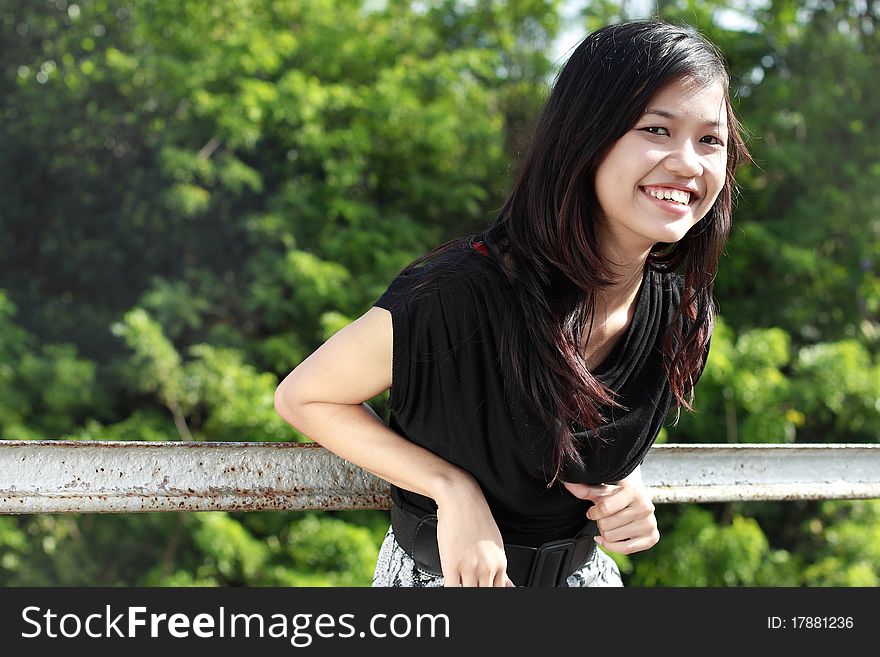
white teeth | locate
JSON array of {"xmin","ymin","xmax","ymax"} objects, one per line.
[{"xmin": 648, "ymin": 188, "xmax": 690, "ymax": 205}]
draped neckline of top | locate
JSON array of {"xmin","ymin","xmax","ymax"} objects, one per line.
[
  {"xmin": 469, "ymin": 239, "xmax": 658, "ymax": 392},
  {"xmin": 588, "ymin": 264, "xmax": 656, "ymax": 391}
]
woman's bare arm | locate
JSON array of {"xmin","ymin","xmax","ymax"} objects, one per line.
[{"xmin": 273, "ymin": 306, "xmax": 513, "ymax": 586}]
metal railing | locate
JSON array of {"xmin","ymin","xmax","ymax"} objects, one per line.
[{"xmin": 1, "ymin": 441, "xmax": 878, "ymax": 514}]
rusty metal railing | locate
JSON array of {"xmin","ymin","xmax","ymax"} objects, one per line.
[{"xmin": 0, "ymin": 441, "xmax": 878, "ymax": 514}]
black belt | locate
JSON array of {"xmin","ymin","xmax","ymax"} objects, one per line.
[{"xmin": 390, "ymin": 501, "xmax": 599, "ymax": 587}]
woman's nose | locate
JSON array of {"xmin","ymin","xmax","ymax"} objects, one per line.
[{"xmin": 664, "ymin": 139, "xmax": 703, "ymax": 178}]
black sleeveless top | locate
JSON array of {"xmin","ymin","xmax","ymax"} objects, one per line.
[{"xmin": 373, "ymin": 241, "xmax": 708, "ymax": 546}]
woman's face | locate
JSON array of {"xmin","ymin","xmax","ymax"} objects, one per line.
[{"xmin": 593, "ymin": 77, "xmax": 729, "ymax": 259}]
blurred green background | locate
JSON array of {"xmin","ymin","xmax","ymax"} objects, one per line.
[{"xmin": 1, "ymin": 0, "xmax": 878, "ymax": 586}]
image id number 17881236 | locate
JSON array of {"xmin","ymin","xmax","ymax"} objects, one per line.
[{"xmin": 768, "ymin": 616, "xmax": 854, "ymax": 630}]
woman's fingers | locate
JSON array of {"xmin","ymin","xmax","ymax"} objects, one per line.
[
  {"xmin": 443, "ymin": 560, "xmax": 510, "ymax": 587},
  {"xmin": 494, "ymin": 570, "xmax": 515, "ymax": 587},
  {"xmin": 480, "ymin": 567, "xmax": 501, "ymax": 587},
  {"xmin": 596, "ymin": 529, "xmax": 660, "ymax": 555},
  {"xmin": 593, "ymin": 512, "xmax": 660, "ymax": 554},
  {"xmin": 594, "ymin": 495, "xmax": 654, "ymax": 518},
  {"xmin": 447, "ymin": 570, "xmax": 509, "ymax": 587},
  {"xmin": 442, "ymin": 570, "xmax": 461, "ymax": 587},
  {"xmin": 460, "ymin": 572, "xmax": 479, "ymax": 588},
  {"xmin": 590, "ymin": 500, "xmax": 654, "ymax": 531},
  {"xmin": 600, "ymin": 514, "xmax": 658, "ymax": 542}
]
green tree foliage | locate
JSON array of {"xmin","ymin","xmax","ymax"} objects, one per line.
[
  {"xmin": 0, "ymin": 292, "xmax": 108, "ymax": 438},
  {"xmin": 720, "ymin": 0, "xmax": 880, "ymax": 343},
  {"xmin": 0, "ymin": 0, "xmax": 877, "ymax": 586},
  {"xmin": 0, "ymin": 510, "xmax": 381, "ymax": 586},
  {"xmin": 627, "ymin": 506, "xmax": 802, "ymax": 587},
  {"xmin": 801, "ymin": 500, "xmax": 880, "ymax": 586}
]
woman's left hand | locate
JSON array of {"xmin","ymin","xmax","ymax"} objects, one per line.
[{"xmin": 562, "ymin": 465, "xmax": 659, "ymax": 555}]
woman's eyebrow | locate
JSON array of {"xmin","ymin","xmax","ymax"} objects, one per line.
[{"xmin": 643, "ymin": 107, "xmax": 727, "ymax": 129}]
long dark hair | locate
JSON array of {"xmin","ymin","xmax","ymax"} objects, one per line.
[{"xmin": 394, "ymin": 20, "xmax": 750, "ymax": 484}]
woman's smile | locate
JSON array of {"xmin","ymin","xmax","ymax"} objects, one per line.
[{"xmin": 639, "ymin": 185, "xmax": 697, "ymax": 215}]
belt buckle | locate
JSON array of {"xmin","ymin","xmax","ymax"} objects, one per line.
[
  {"xmin": 524, "ymin": 524, "xmax": 598, "ymax": 587},
  {"xmin": 525, "ymin": 537, "xmax": 578, "ymax": 587}
]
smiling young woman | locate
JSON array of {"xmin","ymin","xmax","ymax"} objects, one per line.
[{"xmin": 274, "ymin": 20, "xmax": 751, "ymax": 588}]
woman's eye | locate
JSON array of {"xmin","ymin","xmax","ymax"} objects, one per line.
[
  {"xmin": 701, "ymin": 135, "xmax": 724, "ymax": 146},
  {"xmin": 640, "ymin": 126, "xmax": 669, "ymax": 136}
]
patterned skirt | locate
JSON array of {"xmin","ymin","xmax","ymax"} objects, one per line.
[{"xmin": 371, "ymin": 524, "xmax": 623, "ymax": 588}]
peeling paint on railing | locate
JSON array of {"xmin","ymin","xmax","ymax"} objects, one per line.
[{"xmin": 0, "ymin": 441, "xmax": 878, "ymax": 514}]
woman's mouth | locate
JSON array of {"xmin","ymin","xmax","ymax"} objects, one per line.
[{"xmin": 641, "ymin": 186, "xmax": 695, "ymax": 214}]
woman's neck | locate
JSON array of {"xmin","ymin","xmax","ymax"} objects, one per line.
[
  {"xmin": 579, "ymin": 250, "xmax": 648, "ymax": 368},
  {"xmin": 595, "ymin": 230, "xmax": 651, "ymax": 309}
]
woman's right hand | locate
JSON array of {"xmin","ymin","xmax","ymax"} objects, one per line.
[{"xmin": 434, "ymin": 478, "xmax": 515, "ymax": 587}]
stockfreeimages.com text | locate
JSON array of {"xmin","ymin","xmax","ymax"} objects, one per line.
[{"xmin": 21, "ymin": 605, "xmax": 450, "ymax": 646}]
